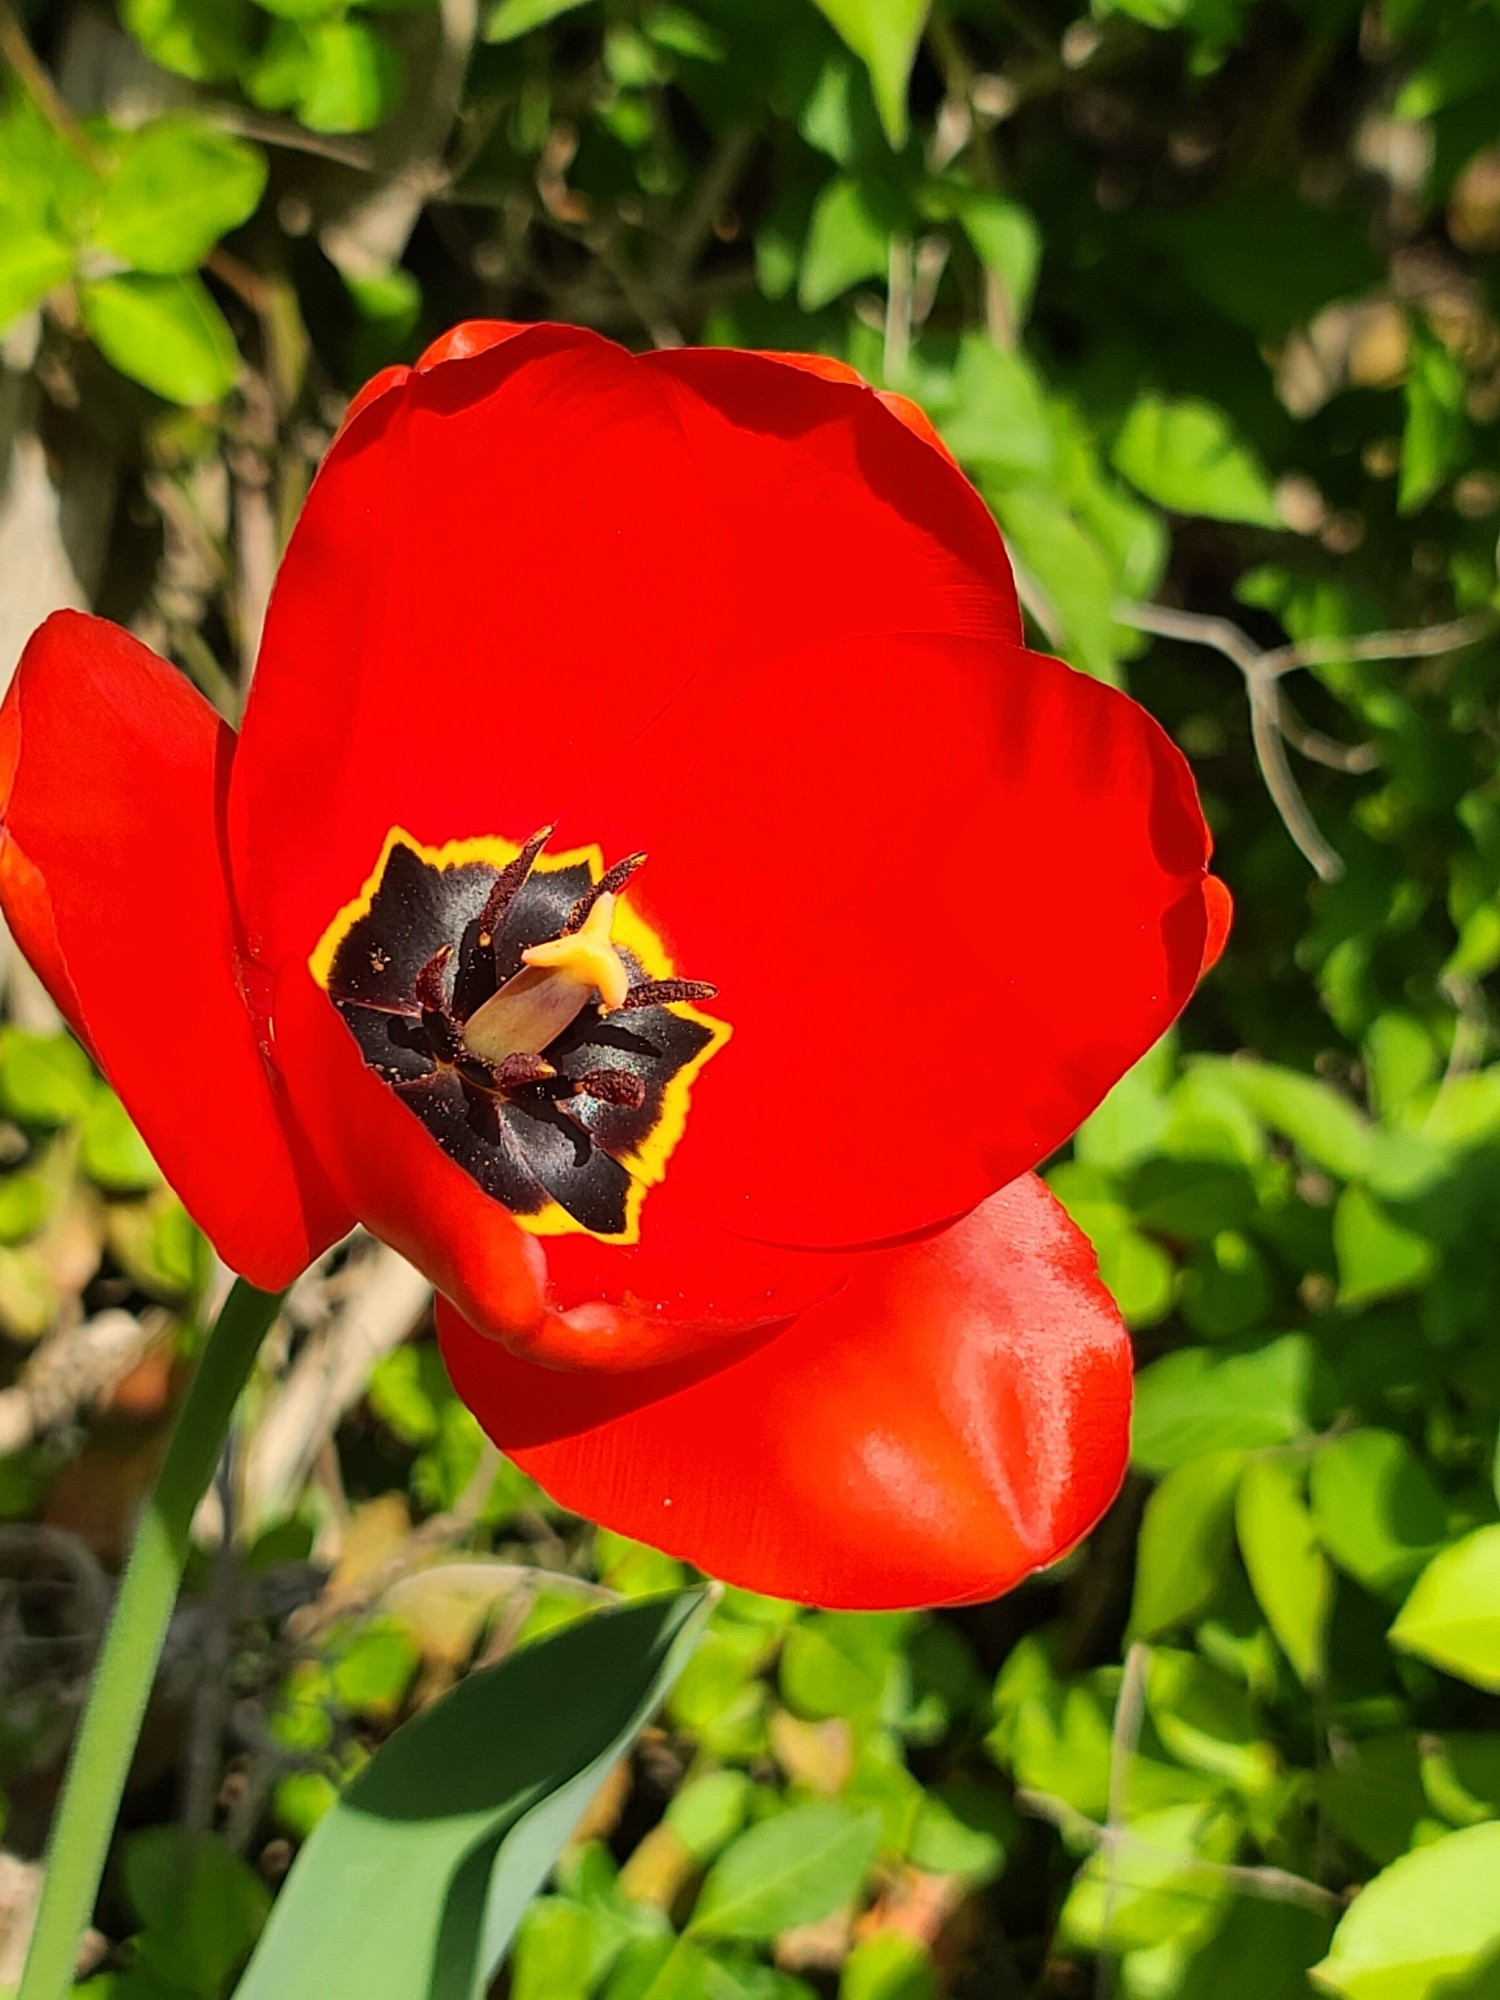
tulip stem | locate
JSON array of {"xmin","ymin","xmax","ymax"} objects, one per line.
[{"xmin": 18, "ymin": 1277, "xmax": 288, "ymax": 2000}]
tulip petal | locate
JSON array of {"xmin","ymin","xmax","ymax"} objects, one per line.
[
  {"xmin": 230, "ymin": 327, "xmax": 1024, "ymax": 979},
  {"xmin": 586, "ymin": 628, "xmax": 1213, "ymax": 1249},
  {"xmin": 272, "ymin": 959, "xmax": 845, "ymax": 1364},
  {"xmin": 438, "ymin": 1172, "xmax": 1132, "ymax": 1610},
  {"xmin": 0, "ymin": 613, "xmax": 349, "ymax": 1286}
]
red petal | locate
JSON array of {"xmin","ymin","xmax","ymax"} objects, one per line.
[
  {"xmin": 230, "ymin": 327, "xmax": 1022, "ymax": 979},
  {"xmin": 270, "ymin": 959, "xmax": 840, "ymax": 1364},
  {"xmin": 438, "ymin": 1172, "xmax": 1132, "ymax": 1610},
  {"xmin": 743, "ymin": 349, "xmax": 959, "ymax": 465},
  {"xmin": 1200, "ymin": 875, "xmax": 1233, "ymax": 975},
  {"xmin": 230, "ymin": 324, "xmax": 723, "ymax": 974},
  {"xmin": 0, "ymin": 613, "xmax": 349, "ymax": 1286},
  {"xmin": 272, "ymin": 958, "xmax": 547, "ymax": 1338},
  {"xmin": 581, "ymin": 629, "xmax": 1212, "ymax": 1249},
  {"xmin": 638, "ymin": 344, "xmax": 1017, "ymax": 637}
]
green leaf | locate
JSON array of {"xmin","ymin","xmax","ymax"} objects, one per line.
[
  {"xmin": 1176, "ymin": 1901, "xmax": 1334, "ymax": 2000},
  {"xmin": 950, "ymin": 193, "xmax": 1040, "ymax": 325},
  {"xmin": 0, "ymin": 1174, "xmax": 50, "ymax": 1246},
  {"xmin": 1390, "ymin": 1526, "xmax": 1500, "ymax": 1692},
  {"xmin": 1237, "ymin": 1456, "xmax": 1332, "ymax": 1687},
  {"xmin": 1207, "ymin": 1061, "xmax": 1372, "ymax": 1178},
  {"xmin": 780, "ymin": 1613, "xmax": 906, "ymax": 1726},
  {"xmin": 1333, "ymin": 1185, "xmax": 1436, "ymax": 1309},
  {"xmin": 1146, "ymin": 1649, "xmax": 1279, "ymax": 1793},
  {"xmin": 1399, "ymin": 329, "xmax": 1467, "ymax": 516},
  {"xmin": 936, "ymin": 334, "xmax": 1054, "ymax": 478},
  {"xmin": 0, "ymin": 213, "xmax": 72, "ymax": 329},
  {"xmin": 989, "ymin": 480, "xmax": 1122, "ymax": 683},
  {"xmin": 0, "ymin": 1030, "xmax": 94, "ymax": 1127},
  {"xmin": 1312, "ymin": 1822, "xmax": 1500, "ymax": 1999},
  {"xmin": 79, "ymin": 273, "xmax": 240, "ymax": 405},
  {"xmin": 485, "ymin": 0, "xmax": 596, "ymax": 40},
  {"xmin": 1128, "ymin": 1449, "xmax": 1246, "ymax": 1638},
  {"xmin": 232, "ymin": 1590, "xmax": 711, "ymax": 2000},
  {"xmin": 1058, "ymin": 1801, "xmax": 1240, "ymax": 1955},
  {"xmin": 249, "ymin": 20, "xmax": 403, "ymax": 135},
  {"xmin": 1309, "ymin": 1430, "xmax": 1447, "ymax": 1594},
  {"xmin": 806, "ymin": 0, "xmax": 931, "ymax": 147},
  {"xmin": 122, "ymin": 0, "xmax": 255, "ymax": 82},
  {"xmin": 95, "ymin": 122, "xmax": 266, "ymax": 275},
  {"xmin": 124, "ymin": 1828, "xmax": 270, "ymax": 1993},
  {"xmin": 839, "ymin": 1933, "xmax": 936, "ymax": 2000},
  {"xmin": 798, "ymin": 176, "xmax": 892, "ymax": 311},
  {"xmin": 1111, "ymin": 393, "xmax": 1280, "ymax": 526},
  {"xmin": 80, "ymin": 1093, "xmax": 162, "ymax": 1193},
  {"xmin": 689, "ymin": 1803, "xmax": 882, "ymax": 1942},
  {"xmin": 1317, "ymin": 1734, "xmax": 1431, "ymax": 1868},
  {"xmin": 1131, "ymin": 1335, "xmax": 1315, "ymax": 1474}
]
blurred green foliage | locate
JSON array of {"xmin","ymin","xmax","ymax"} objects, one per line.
[{"xmin": 6, "ymin": 0, "xmax": 1500, "ymax": 1990}]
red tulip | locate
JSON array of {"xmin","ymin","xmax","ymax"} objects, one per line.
[{"xmin": 0, "ymin": 322, "xmax": 1228, "ymax": 1608}]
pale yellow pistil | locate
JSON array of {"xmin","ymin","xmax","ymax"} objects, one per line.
[{"xmin": 459, "ymin": 892, "xmax": 631, "ymax": 1071}]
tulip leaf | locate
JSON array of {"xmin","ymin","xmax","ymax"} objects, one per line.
[{"xmin": 231, "ymin": 1589, "xmax": 712, "ymax": 2000}]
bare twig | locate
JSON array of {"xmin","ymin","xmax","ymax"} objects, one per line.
[
  {"xmin": 1115, "ymin": 600, "xmax": 1495, "ymax": 883},
  {"xmin": 653, "ymin": 124, "xmax": 756, "ymax": 304},
  {"xmin": 241, "ymin": 1246, "xmax": 432, "ymax": 1530},
  {"xmin": 205, "ymin": 106, "xmax": 377, "ymax": 172},
  {"xmin": 1015, "ymin": 1788, "xmax": 1343, "ymax": 1917},
  {"xmin": 0, "ymin": 3, "xmax": 106, "ymax": 172},
  {"xmin": 884, "ymin": 237, "xmax": 914, "ymax": 384},
  {"xmin": 0, "ymin": 1309, "xmax": 164, "ymax": 1457},
  {"xmin": 1096, "ymin": 1642, "xmax": 1148, "ymax": 2000}
]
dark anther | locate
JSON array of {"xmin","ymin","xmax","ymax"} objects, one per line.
[
  {"xmin": 494, "ymin": 1051, "xmax": 556, "ymax": 1094},
  {"xmin": 477, "ymin": 824, "xmax": 554, "ymax": 949},
  {"xmin": 620, "ymin": 978, "xmax": 720, "ymax": 1011},
  {"xmin": 563, "ymin": 851, "xmax": 647, "ymax": 934},
  {"xmin": 415, "ymin": 945, "xmax": 453, "ymax": 1015},
  {"xmin": 576, "ymin": 1068, "xmax": 647, "ymax": 1110}
]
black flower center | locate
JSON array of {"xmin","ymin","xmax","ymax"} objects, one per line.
[{"xmin": 312, "ymin": 829, "xmax": 728, "ymax": 1243}]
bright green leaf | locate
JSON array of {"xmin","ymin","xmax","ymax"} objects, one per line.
[
  {"xmin": 0, "ymin": 1030, "xmax": 94, "ymax": 1127},
  {"xmin": 1131, "ymin": 1335, "xmax": 1315, "ymax": 1474},
  {"xmin": 1129, "ymin": 1449, "xmax": 1246, "ymax": 1638},
  {"xmin": 1312, "ymin": 1822, "xmax": 1500, "ymax": 1999},
  {"xmin": 1111, "ymin": 393, "xmax": 1280, "ymax": 526},
  {"xmin": 806, "ymin": 0, "xmax": 931, "ymax": 147},
  {"xmin": 1310, "ymin": 1430, "xmax": 1448, "ymax": 1594},
  {"xmin": 79, "ymin": 273, "xmax": 240, "ymax": 405},
  {"xmin": 80, "ymin": 1093, "xmax": 161, "ymax": 1193},
  {"xmin": 1333, "ymin": 1185, "xmax": 1436, "ymax": 1309},
  {"xmin": 1391, "ymin": 1527, "xmax": 1500, "ymax": 1692},
  {"xmin": 798, "ymin": 176, "xmax": 893, "ymax": 311},
  {"xmin": 249, "ymin": 19, "xmax": 404, "ymax": 134},
  {"xmin": 122, "ymin": 0, "xmax": 255, "ymax": 82},
  {"xmin": 95, "ymin": 121, "xmax": 266, "ymax": 275},
  {"xmin": 1237, "ymin": 1455, "xmax": 1332, "ymax": 1687},
  {"xmin": 689, "ymin": 1803, "xmax": 882, "ymax": 1942},
  {"xmin": 485, "ymin": 0, "xmax": 596, "ymax": 40},
  {"xmin": 0, "ymin": 213, "xmax": 72, "ymax": 329}
]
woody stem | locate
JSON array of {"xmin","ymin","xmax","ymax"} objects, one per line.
[{"xmin": 18, "ymin": 1278, "xmax": 288, "ymax": 2000}]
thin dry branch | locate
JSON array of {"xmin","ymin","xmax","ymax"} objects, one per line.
[
  {"xmin": 1015, "ymin": 1788, "xmax": 1344, "ymax": 1917},
  {"xmin": 1114, "ymin": 600, "xmax": 1496, "ymax": 884},
  {"xmin": 241, "ymin": 1245, "xmax": 432, "ymax": 1529}
]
